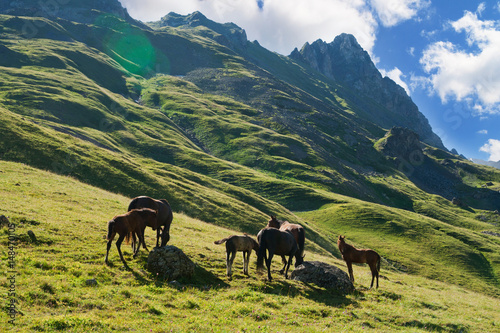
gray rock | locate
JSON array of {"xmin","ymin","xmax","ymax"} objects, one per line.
[
  {"xmin": 0, "ymin": 215, "xmax": 9, "ymax": 226},
  {"xmin": 291, "ymin": 261, "xmax": 354, "ymax": 294},
  {"xmin": 147, "ymin": 246, "xmax": 195, "ymax": 281},
  {"xmin": 85, "ymin": 278, "xmax": 98, "ymax": 286}
]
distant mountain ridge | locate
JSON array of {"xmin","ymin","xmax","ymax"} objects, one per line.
[{"xmin": 472, "ymin": 158, "xmax": 500, "ymax": 170}]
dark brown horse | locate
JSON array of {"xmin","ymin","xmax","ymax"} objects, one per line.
[
  {"xmin": 128, "ymin": 196, "xmax": 173, "ymax": 247},
  {"xmin": 105, "ymin": 208, "xmax": 157, "ymax": 267},
  {"xmin": 267, "ymin": 215, "xmax": 305, "ymax": 268},
  {"xmin": 256, "ymin": 227, "xmax": 303, "ymax": 281},
  {"xmin": 337, "ymin": 235, "xmax": 381, "ymax": 289},
  {"xmin": 214, "ymin": 234, "xmax": 259, "ymax": 278}
]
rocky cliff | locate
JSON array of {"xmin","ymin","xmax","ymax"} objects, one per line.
[{"xmin": 290, "ymin": 34, "xmax": 444, "ymax": 149}]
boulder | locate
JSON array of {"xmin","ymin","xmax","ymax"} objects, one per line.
[
  {"xmin": 0, "ymin": 215, "xmax": 9, "ymax": 226},
  {"xmin": 291, "ymin": 261, "xmax": 354, "ymax": 294},
  {"xmin": 147, "ymin": 246, "xmax": 195, "ymax": 281}
]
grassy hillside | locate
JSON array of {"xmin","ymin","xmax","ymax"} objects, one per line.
[
  {"xmin": 1, "ymin": 7, "xmax": 500, "ymax": 316},
  {"xmin": 1, "ymin": 160, "xmax": 499, "ymax": 332}
]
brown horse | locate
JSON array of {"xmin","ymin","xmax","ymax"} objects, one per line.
[
  {"xmin": 214, "ymin": 234, "xmax": 259, "ymax": 278},
  {"xmin": 256, "ymin": 227, "xmax": 303, "ymax": 281},
  {"xmin": 267, "ymin": 215, "xmax": 305, "ymax": 269},
  {"xmin": 105, "ymin": 208, "xmax": 157, "ymax": 267},
  {"xmin": 337, "ymin": 235, "xmax": 381, "ymax": 289},
  {"xmin": 128, "ymin": 196, "xmax": 173, "ymax": 247}
]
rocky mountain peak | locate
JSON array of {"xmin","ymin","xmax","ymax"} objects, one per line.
[
  {"xmin": 154, "ymin": 11, "xmax": 248, "ymax": 49},
  {"xmin": 290, "ymin": 34, "xmax": 444, "ymax": 150}
]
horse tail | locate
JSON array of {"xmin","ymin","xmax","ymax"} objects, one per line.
[
  {"xmin": 125, "ymin": 231, "xmax": 132, "ymax": 245},
  {"xmin": 214, "ymin": 237, "xmax": 229, "ymax": 245},
  {"xmin": 297, "ymin": 228, "xmax": 305, "ymax": 258},
  {"xmin": 106, "ymin": 220, "xmax": 115, "ymax": 241},
  {"xmin": 256, "ymin": 236, "xmax": 267, "ymax": 270},
  {"xmin": 377, "ymin": 254, "xmax": 381, "ymax": 273}
]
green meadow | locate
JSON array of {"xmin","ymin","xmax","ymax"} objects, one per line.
[{"xmin": 1, "ymin": 160, "xmax": 499, "ymax": 332}]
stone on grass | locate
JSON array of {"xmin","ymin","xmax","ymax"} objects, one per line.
[
  {"xmin": 291, "ymin": 261, "xmax": 354, "ymax": 294},
  {"xmin": 147, "ymin": 245, "xmax": 195, "ymax": 281}
]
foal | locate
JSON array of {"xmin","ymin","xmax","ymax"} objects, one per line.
[
  {"xmin": 214, "ymin": 234, "xmax": 259, "ymax": 278},
  {"xmin": 337, "ymin": 235, "xmax": 381, "ymax": 288},
  {"xmin": 105, "ymin": 208, "xmax": 157, "ymax": 267}
]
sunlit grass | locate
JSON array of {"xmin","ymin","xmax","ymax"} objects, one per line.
[{"xmin": 0, "ymin": 160, "xmax": 499, "ymax": 332}]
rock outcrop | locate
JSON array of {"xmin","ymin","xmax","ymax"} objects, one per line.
[
  {"xmin": 147, "ymin": 246, "xmax": 195, "ymax": 281},
  {"xmin": 378, "ymin": 127, "xmax": 423, "ymax": 161},
  {"xmin": 291, "ymin": 261, "xmax": 354, "ymax": 294}
]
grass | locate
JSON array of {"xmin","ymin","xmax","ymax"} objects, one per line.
[{"xmin": 1, "ymin": 160, "xmax": 499, "ymax": 332}]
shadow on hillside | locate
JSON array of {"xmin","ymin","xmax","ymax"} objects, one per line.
[{"xmin": 262, "ymin": 280, "xmax": 358, "ymax": 308}]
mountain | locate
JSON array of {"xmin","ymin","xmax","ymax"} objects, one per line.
[
  {"xmin": 472, "ymin": 158, "xmax": 500, "ymax": 170},
  {"xmin": 289, "ymin": 35, "xmax": 443, "ymax": 149},
  {"xmin": 0, "ymin": 0, "xmax": 148, "ymax": 28},
  {"xmin": 1, "ymin": 1, "xmax": 500, "ymax": 298}
]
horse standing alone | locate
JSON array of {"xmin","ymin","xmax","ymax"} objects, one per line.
[
  {"xmin": 214, "ymin": 234, "xmax": 259, "ymax": 278},
  {"xmin": 257, "ymin": 227, "xmax": 303, "ymax": 281},
  {"xmin": 128, "ymin": 196, "xmax": 173, "ymax": 247},
  {"xmin": 105, "ymin": 208, "xmax": 157, "ymax": 267},
  {"xmin": 337, "ymin": 235, "xmax": 381, "ymax": 289}
]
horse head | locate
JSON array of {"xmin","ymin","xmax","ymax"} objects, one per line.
[
  {"xmin": 337, "ymin": 235, "xmax": 346, "ymax": 253},
  {"xmin": 267, "ymin": 215, "xmax": 281, "ymax": 229}
]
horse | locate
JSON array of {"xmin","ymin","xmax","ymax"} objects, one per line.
[
  {"xmin": 214, "ymin": 234, "xmax": 259, "ymax": 278},
  {"xmin": 128, "ymin": 196, "xmax": 173, "ymax": 248},
  {"xmin": 266, "ymin": 215, "xmax": 305, "ymax": 269},
  {"xmin": 105, "ymin": 208, "xmax": 157, "ymax": 267},
  {"xmin": 337, "ymin": 235, "xmax": 381, "ymax": 289},
  {"xmin": 256, "ymin": 227, "xmax": 303, "ymax": 281}
]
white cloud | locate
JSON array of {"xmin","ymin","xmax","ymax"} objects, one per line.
[
  {"xmin": 478, "ymin": 129, "xmax": 488, "ymax": 134},
  {"xmin": 119, "ymin": 0, "xmax": 378, "ymax": 55},
  {"xmin": 119, "ymin": 0, "xmax": 430, "ymax": 56},
  {"xmin": 369, "ymin": 0, "xmax": 430, "ymax": 27},
  {"xmin": 420, "ymin": 8, "xmax": 500, "ymax": 115},
  {"xmin": 381, "ymin": 67, "xmax": 410, "ymax": 94},
  {"xmin": 480, "ymin": 138, "xmax": 500, "ymax": 161}
]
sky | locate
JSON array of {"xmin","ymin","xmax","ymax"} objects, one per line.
[{"xmin": 118, "ymin": 0, "xmax": 500, "ymax": 162}]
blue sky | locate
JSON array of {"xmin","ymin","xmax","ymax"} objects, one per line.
[{"xmin": 119, "ymin": 0, "xmax": 500, "ymax": 162}]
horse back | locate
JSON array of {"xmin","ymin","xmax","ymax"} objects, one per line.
[
  {"xmin": 344, "ymin": 246, "xmax": 378, "ymax": 264},
  {"xmin": 128, "ymin": 196, "xmax": 158, "ymax": 212}
]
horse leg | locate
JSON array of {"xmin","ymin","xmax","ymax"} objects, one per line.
[
  {"xmin": 369, "ymin": 263, "xmax": 379, "ymax": 289},
  {"xmin": 280, "ymin": 256, "xmax": 288, "ymax": 275},
  {"xmin": 133, "ymin": 229, "xmax": 148, "ymax": 258},
  {"xmin": 346, "ymin": 261, "xmax": 354, "ymax": 283},
  {"xmin": 116, "ymin": 234, "xmax": 128, "ymax": 267},
  {"xmin": 279, "ymin": 255, "xmax": 287, "ymax": 274},
  {"xmin": 266, "ymin": 251, "xmax": 274, "ymax": 281},
  {"xmin": 243, "ymin": 251, "xmax": 250, "ymax": 275},
  {"xmin": 284, "ymin": 254, "xmax": 293, "ymax": 279},
  {"xmin": 105, "ymin": 239, "xmax": 113, "ymax": 264},
  {"xmin": 156, "ymin": 226, "xmax": 163, "ymax": 248},
  {"xmin": 227, "ymin": 250, "xmax": 236, "ymax": 277}
]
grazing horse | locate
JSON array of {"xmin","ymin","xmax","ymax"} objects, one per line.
[
  {"xmin": 267, "ymin": 215, "xmax": 305, "ymax": 269},
  {"xmin": 256, "ymin": 227, "xmax": 303, "ymax": 281},
  {"xmin": 105, "ymin": 208, "xmax": 157, "ymax": 267},
  {"xmin": 337, "ymin": 235, "xmax": 381, "ymax": 289},
  {"xmin": 214, "ymin": 234, "xmax": 259, "ymax": 278},
  {"xmin": 128, "ymin": 196, "xmax": 173, "ymax": 247}
]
